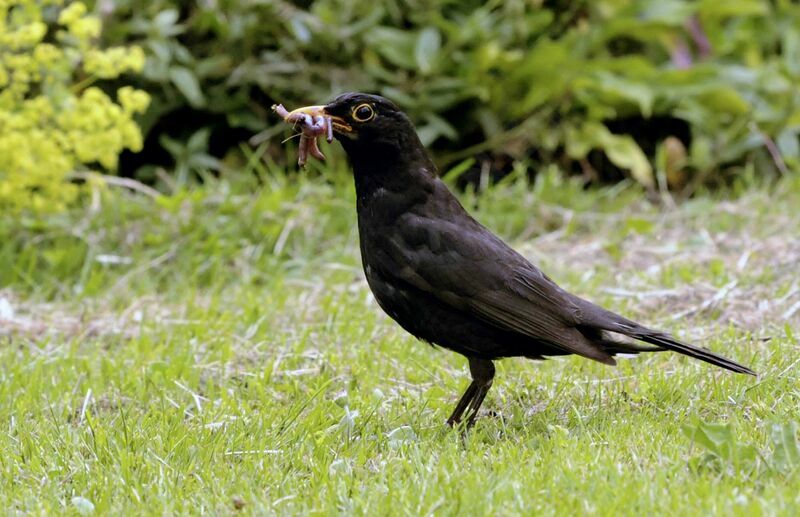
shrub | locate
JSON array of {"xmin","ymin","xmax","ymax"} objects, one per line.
[
  {"xmin": 0, "ymin": 0, "xmax": 149, "ymax": 213},
  {"xmin": 81, "ymin": 1, "xmax": 800, "ymax": 187}
]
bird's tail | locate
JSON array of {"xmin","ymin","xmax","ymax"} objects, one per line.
[
  {"xmin": 630, "ymin": 330, "xmax": 756, "ymax": 375},
  {"xmin": 575, "ymin": 299, "xmax": 756, "ymax": 376}
]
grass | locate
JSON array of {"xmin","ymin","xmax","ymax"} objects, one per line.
[{"xmin": 1, "ymin": 166, "xmax": 799, "ymax": 514}]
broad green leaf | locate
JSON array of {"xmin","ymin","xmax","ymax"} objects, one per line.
[
  {"xmin": 639, "ymin": 0, "xmax": 696, "ymax": 23},
  {"xmin": 771, "ymin": 421, "xmax": 800, "ymax": 472},
  {"xmin": 517, "ymin": 39, "xmax": 572, "ymax": 113},
  {"xmin": 602, "ymin": 134, "xmax": 654, "ymax": 188},
  {"xmin": 566, "ymin": 122, "xmax": 654, "ymax": 188},
  {"xmin": 591, "ymin": 72, "xmax": 655, "ymax": 117},
  {"xmin": 784, "ymin": 30, "xmax": 800, "ymax": 76},
  {"xmin": 689, "ymin": 135, "xmax": 714, "ymax": 171},
  {"xmin": 600, "ymin": 18, "xmax": 682, "ymax": 43},
  {"xmin": 697, "ymin": 0, "xmax": 769, "ymax": 18},
  {"xmin": 380, "ymin": 87, "xmax": 417, "ymax": 109},
  {"xmin": 190, "ymin": 154, "xmax": 222, "ymax": 171},
  {"xmin": 417, "ymin": 114, "xmax": 457, "ymax": 146},
  {"xmin": 365, "ymin": 27, "xmax": 417, "ymax": 69},
  {"xmin": 425, "ymin": 113, "xmax": 458, "ymax": 140},
  {"xmin": 289, "ymin": 17, "xmax": 312, "ymax": 44},
  {"xmin": 695, "ymin": 87, "xmax": 750, "ymax": 115},
  {"xmin": 169, "ymin": 67, "xmax": 205, "ymax": 107},
  {"xmin": 777, "ymin": 129, "xmax": 800, "ymax": 161},
  {"xmin": 187, "ymin": 128, "xmax": 211, "ymax": 152},
  {"xmin": 194, "ymin": 55, "xmax": 231, "ymax": 78},
  {"xmin": 683, "ymin": 421, "xmax": 734, "ymax": 459},
  {"xmin": 564, "ymin": 124, "xmax": 594, "ymax": 159},
  {"xmin": 154, "ymin": 9, "xmax": 182, "ymax": 36},
  {"xmin": 147, "ymin": 40, "xmax": 172, "ymax": 64},
  {"xmin": 415, "ymin": 27, "xmax": 442, "ymax": 74}
]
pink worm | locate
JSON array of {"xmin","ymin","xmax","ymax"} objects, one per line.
[{"xmin": 272, "ymin": 104, "xmax": 333, "ymax": 167}]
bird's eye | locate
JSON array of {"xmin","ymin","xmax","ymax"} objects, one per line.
[{"xmin": 352, "ymin": 103, "xmax": 374, "ymax": 122}]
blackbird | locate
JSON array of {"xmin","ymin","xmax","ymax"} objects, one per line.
[{"xmin": 287, "ymin": 93, "xmax": 755, "ymax": 428}]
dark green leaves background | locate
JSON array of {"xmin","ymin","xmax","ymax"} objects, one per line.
[{"xmin": 97, "ymin": 0, "xmax": 800, "ymax": 188}]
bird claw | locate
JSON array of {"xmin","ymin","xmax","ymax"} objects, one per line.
[{"xmin": 446, "ymin": 410, "xmax": 501, "ymax": 431}]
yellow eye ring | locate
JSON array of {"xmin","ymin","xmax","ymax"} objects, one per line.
[{"xmin": 352, "ymin": 103, "xmax": 375, "ymax": 122}]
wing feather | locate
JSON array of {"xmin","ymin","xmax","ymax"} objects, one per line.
[{"xmin": 383, "ymin": 215, "xmax": 614, "ymax": 363}]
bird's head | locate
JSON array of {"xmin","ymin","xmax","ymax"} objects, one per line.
[
  {"xmin": 286, "ymin": 92, "xmax": 436, "ymax": 190},
  {"xmin": 286, "ymin": 92, "xmax": 421, "ymax": 158}
]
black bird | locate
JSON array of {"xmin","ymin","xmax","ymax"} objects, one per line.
[{"xmin": 287, "ymin": 93, "xmax": 755, "ymax": 428}]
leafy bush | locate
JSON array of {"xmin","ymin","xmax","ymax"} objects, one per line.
[
  {"xmin": 0, "ymin": 0, "xmax": 149, "ymax": 213},
  {"xmin": 94, "ymin": 1, "xmax": 800, "ymax": 187}
]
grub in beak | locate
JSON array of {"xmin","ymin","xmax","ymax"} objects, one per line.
[{"xmin": 271, "ymin": 103, "xmax": 351, "ymax": 167}]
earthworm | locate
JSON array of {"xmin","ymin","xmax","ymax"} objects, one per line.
[
  {"xmin": 271, "ymin": 103, "xmax": 332, "ymax": 167},
  {"xmin": 308, "ymin": 115, "xmax": 333, "ymax": 143},
  {"xmin": 307, "ymin": 134, "xmax": 326, "ymax": 161}
]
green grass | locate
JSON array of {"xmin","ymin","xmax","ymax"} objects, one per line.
[{"xmin": 1, "ymin": 168, "xmax": 799, "ymax": 514}]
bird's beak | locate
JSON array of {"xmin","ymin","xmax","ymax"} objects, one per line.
[{"xmin": 285, "ymin": 105, "xmax": 352, "ymax": 134}]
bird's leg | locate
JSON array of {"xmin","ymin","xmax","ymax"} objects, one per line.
[
  {"xmin": 463, "ymin": 358, "xmax": 495, "ymax": 428},
  {"xmin": 446, "ymin": 380, "xmax": 478, "ymax": 427},
  {"xmin": 446, "ymin": 358, "xmax": 495, "ymax": 427}
]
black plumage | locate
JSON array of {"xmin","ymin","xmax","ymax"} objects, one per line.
[{"xmin": 290, "ymin": 92, "xmax": 755, "ymax": 428}]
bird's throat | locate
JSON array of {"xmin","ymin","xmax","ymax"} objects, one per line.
[{"xmin": 344, "ymin": 139, "xmax": 437, "ymax": 201}]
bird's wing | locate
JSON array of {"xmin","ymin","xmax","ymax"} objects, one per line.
[{"xmin": 383, "ymin": 214, "xmax": 615, "ymax": 364}]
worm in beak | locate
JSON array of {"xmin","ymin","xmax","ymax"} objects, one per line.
[{"xmin": 271, "ymin": 103, "xmax": 350, "ymax": 167}]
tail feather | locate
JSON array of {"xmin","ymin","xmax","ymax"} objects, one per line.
[
  {"xmin": 579, "ymin": 327, "xmax": 665, "ymax": 355},
  {"xmin": 599, "ymin": 339, "xmax": 665, "ymax": 355},
  {"xmin": 574, "ymin": 299, "xmax": 756, "ymax": 376},
  {"xmin": 633, "ymin": 331, "xmax": 756, "ymax": 376}
]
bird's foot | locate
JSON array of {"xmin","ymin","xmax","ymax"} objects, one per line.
[{"xmin": 445, "ymin": 409, "xmax": 501, "ymax": 429}]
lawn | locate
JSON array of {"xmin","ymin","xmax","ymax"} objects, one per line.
[{"xmin": 1, "ymin": 166, "xmax": 798, "ymax": 514}]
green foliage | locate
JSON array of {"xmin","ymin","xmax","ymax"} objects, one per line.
[
  {"xmin": 95, "ymin": 0, "xmax": 800, "ymax": 187},
  {"xmin": 1, "ymin": 172, "xmax": 799, "ymax": 513},
  {"xmin": 0, "ymin": 0, "xmax": 149, "ymax": 213},
  {"xmin": 682, "ymin": 419, "xmax": 759, "ymax": 472},
  {"xmin": 683, "ymin": 419, "xmax": 800, "ymax": 475}
]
